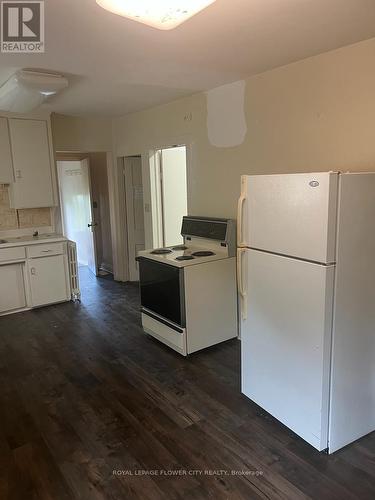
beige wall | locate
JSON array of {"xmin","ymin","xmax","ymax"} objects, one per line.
[
  {"xmin": 113, "ymin": 38, "xmax": 375, "ymax": 220},
  {"xmin": 52, "ymin": 113, "xmax": 113, "ymax": 153}
]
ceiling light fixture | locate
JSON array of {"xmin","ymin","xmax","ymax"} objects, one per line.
[
  {"xmin": 96, "ymin": 0, "xmax": 216, "ymax": 30},
  {"xmin": 0, "ymin": 70, "xmax": 68, "ymax": 113}
]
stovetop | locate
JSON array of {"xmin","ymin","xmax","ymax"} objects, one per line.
[{"xmin": 138, "ymin": 245, "xmax": 229, "ymax": 268}]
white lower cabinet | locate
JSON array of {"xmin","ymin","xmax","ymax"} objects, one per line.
[
  {"xmin": 28, "ymin": 254, "xmax": 70, "ymax": 307},
  {"xmin": 0, "ymin": 241, "xmax": 72, "ymax": 315},
  {"xmin": 0, "ymin": 263, "xmax": 26, "ymax": 313}
]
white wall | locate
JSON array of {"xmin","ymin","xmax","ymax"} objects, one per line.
[{"xmin": 113, "ymin": 38, "xmax": 375, "ymax": 221}]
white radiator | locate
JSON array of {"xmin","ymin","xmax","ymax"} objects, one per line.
[{"xmin": 67, "ymin": 240, "xmax": 81, "ymax": 301}]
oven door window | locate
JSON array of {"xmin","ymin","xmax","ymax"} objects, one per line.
[{"xmin": 138, "ymin": 259, "xmax": 185, "ymax": 327}]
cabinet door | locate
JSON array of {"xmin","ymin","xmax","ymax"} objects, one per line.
[
  {"xmin": 0, "ymin": 117, "xmax": 14, "ymax": 184},
  {"xmin": 29, "ymin": 255, "xmax": 69, "ymax": 307},
  {"xmin": 0, "ymin": 264, "xmax": 26, "ymax": 313},
  {"xmin": 9, "ymin": 119, "xmax": 54, "ymax": 209}
]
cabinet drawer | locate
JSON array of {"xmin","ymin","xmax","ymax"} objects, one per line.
[
  {"xmin": 27, "ymin": 242, "xmax": 64, "ymax": 259},
  {"xmin": 141, "ymin": 312, "xmax": 186, "ymax": 355},
  {"xmin": 0, "ymin": 246, "xmax": 26, "ymax": 262}
]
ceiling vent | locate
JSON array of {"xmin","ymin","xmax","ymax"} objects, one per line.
[{"xmin": 0, "ymin": 70, "xmax": 68, "ymax": 113}]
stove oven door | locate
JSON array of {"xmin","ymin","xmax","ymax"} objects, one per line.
[{"xmin": 137, "ymin": 258, "xmax": 186, "ymax": 328}]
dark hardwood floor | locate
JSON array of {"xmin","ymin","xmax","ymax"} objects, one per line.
[{"xmin": 0, "ymin": 267, "xmax": 374, "ymax": 500}]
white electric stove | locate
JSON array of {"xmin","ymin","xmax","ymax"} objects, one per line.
[{"xmin": 137, "ymin": 216, "xmax": 238, "ymax": 356}]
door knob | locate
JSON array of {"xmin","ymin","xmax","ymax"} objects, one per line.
[{"xmin": 88, "ymin": 223, "xmax": 98, "ymax": 228}]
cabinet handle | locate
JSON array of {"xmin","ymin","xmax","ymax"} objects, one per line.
[
  {"xmin": 41, "ymin": 250, "xmax": 52, "ymax": 253},
  {"xmin": 31, "ymin": 267, "xmax": 36, "ymax": 275}
]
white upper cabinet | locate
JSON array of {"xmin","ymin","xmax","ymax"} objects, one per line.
[
  {"xmin": 0, "ymin": 117, "xmax": 14, "ymax": 184},
  {"xmin": 9, "ymin": 118, "xmax": 55, "ymax": 209}
]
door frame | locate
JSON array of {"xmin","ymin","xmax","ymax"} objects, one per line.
[
  {"xmin": 56, "ymin": 156, "xmax": 99, "ymax": 275},
  {"xmin": 150, "ymin": 145, "xmax": 189, "ymax": 248},
  {"xmin": 123, "ymin": 155, "xmax": 144, "ymax": 282},
  {"xmin": 149, "ymin": 143, "xmax": 192, "ymax": 249},
  {"xmin": 55, "ymin": 151, "xmax": 119, "ymax": 280},
  {"xmin": 113, "ymin": 141, "xmax": 193, "ymax": 282}
]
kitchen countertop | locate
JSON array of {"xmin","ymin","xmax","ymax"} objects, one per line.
[{"xmin": 0, "ymin": 234, "xmax": 68, "ymax": 249}]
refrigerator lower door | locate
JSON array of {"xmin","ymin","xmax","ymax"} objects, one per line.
[{"xmin": 241, "ymin": 249, "xmax": 334, "ymax": 451}]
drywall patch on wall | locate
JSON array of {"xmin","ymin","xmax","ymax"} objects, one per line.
[{"xmin": 206, "ymin": 80, "xmax": 247, "ymax": 148}]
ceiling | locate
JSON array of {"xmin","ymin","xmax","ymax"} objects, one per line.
[{"xmin": 1, "ymin": 0, "xmax": 375, "ymax": 117}]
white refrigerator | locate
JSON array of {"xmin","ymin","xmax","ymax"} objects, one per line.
[{"xmin": 237, "ymin": 171, "xmax": 375, "ymax": 453}]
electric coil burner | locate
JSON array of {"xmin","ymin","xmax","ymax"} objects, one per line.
[
  {"xmin": 175, "ymin": 255, "xmax": 195, "ymax": 261},
  {"xmin": 192, "ymin": 251, "xmax": 215, "ymax": 257},
  {"xmin": 151, "ymin": 248, "xmax": 172, "ymax": 255}
]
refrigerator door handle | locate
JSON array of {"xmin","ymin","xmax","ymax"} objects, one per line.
[
  {"xmin": 237, "ymin": 248, "xmax": 247, "ymax": 320},
  {"xmin": 237, "ymin": 194, "xmax": 246, "ymax": 246}
]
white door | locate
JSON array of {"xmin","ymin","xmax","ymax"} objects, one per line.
[
  {"xmin": 124, "ymin": 157, "xmax": 145, "ymax": 281},
  {"xmin": 238, "ymin": 172, "xmax": 339, "ymax": 263},
  {"xmin": 58, "ymin": 159, "xmax": 98, "ymax": 276},
  {"xmin": 29, "ymin": 255, "xmax": 69, "ymax": 307},
  {"xmin": 9, "ymin": 119, "xmax": 54, "ymax": 209},
  {"xmin": 160, "ymin": 147, "xmax": 188, "ymax": 247},
  {"xmin": 240, "ymin": 248, "xmax": 334, "ymax": 451}
]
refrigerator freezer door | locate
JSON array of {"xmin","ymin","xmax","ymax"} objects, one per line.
[
  {"xmin": 241, "ymin": 249, "xmax": 334, "ymax": 451},
  {"xmin": 238, "ymin": 172, "xmax": 338, "ymax": 264}
]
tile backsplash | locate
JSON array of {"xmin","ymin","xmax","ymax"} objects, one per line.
[
  {"xmin": 0, "ymin": 184, "xmax": 17, "ymax": 229},
  {"xmin": 0, "ymin": 184, "xmax": 52, "ymax": 230}
]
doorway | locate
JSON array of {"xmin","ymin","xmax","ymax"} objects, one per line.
[
  {"xmin": 153, "ymin": 145, "xmax": 188, "ymax": 247},
  {"xmin": 57, "ymin": 158, "xmax": 98, "ymax": 275},
  {"xmin": 123, "ymin": 156, "xmax": 145, "ymax": 281},
  {"xmin": 57, "ymin": 154, "xmax": 114, "ymax": 278},
  {"xmin": 117, "ymin": 145, "xmax": 188, "ymax": 283}
]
